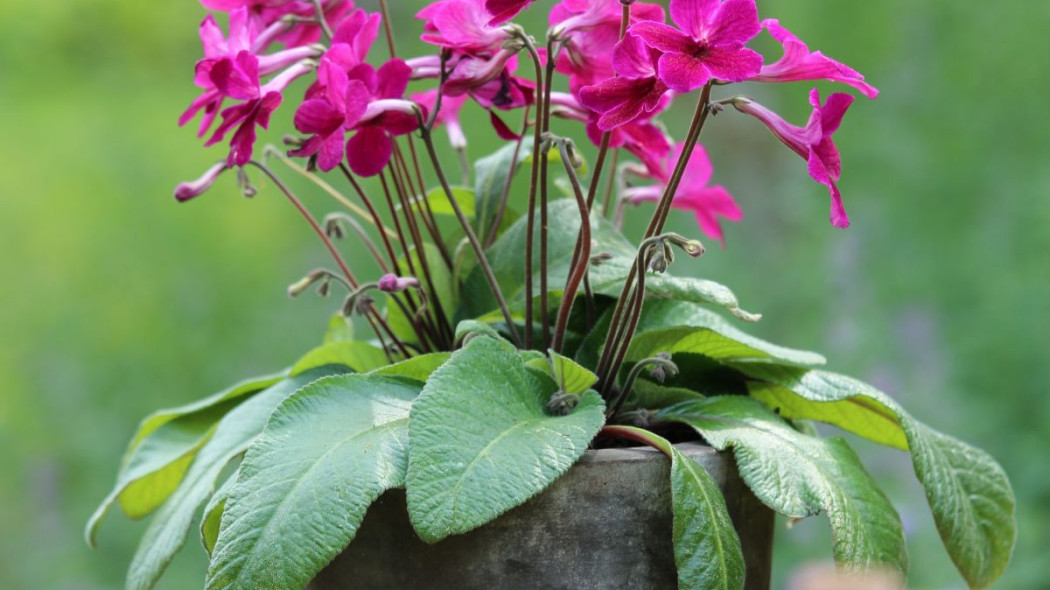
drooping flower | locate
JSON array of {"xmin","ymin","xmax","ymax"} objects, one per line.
[
  {"xmin": 577, "ymin": 32, "xmax": 670, "ymax": 131},
  {"xmin": 344, "ymin": 60, "xmax": 422, "ymax": 177},
  {"xmin": 206, "ymin": 62, "xmax": 312, "ymax": 166},
  {"xmin": 754, "ymin": 19, "xmax": 879, "ymax": 99},
  {"xmin": 624, "ymin": 143, "xmax": 742, "ymax": 245},
  {"xmin": 550, "ymin": 91, "xmax": 672, "ymax": 178},
  {"xmin": 732, "ymin": 89, "xmax": 855, "ymax": 228},
  {"xmin": 198, "ymin": 0, "xmax": 356, "ymax": 48},
  {"xmin": 289, "ymin": 59, "xmax": 370, "ymax": 171},
  {"xmin": 550, "ymin": 0, "xmax": 665, "ymax": 95},
  {"xmin": 484, "ymin": 0, "xmax": 539, "ymax": 24},
  {"xmin": 180, "ymin": 9, "xmax": 318, "ymax": 138},
  {"xmin": 629, "ymin": 0, "xmax": 763, "ymax": 92}
]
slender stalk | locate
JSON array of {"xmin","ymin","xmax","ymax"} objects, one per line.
[
  {"xmin": 324, "ymin": 213, "xmax": 390, "ymax": 273},
  {"xmin": 403, "ymin": 138, "xmax": 454, "ymax": 269},
  {"xmin": 419, "ymin": 120, "xmax": 523, "ymax": 347},
  {"xmin": 340, "ymin": 164, "xmax": 403, "ymax": 275},
  {"xmin": 586, "ymin": 132, "xmax": 614, "ymax": 210},
  {"xmin": 522, "ymin": 41, "xmax": 546, "ymax": 349},
  {"xmin": 311, "ymin": 0, "xmax": 333, "ymax": 41},
  {"xmin": 265, "ymin": 146, "xmax": 397, "ymax": 240},
  {"xmin": 538, "ymin": 38, "xmax": 562, "ymax": 348},
  {"xmin": 485, "ymin": 104, "xmax": 532, "ymax": 248},
  {"xmin": 600, "ymin": 149, "xmax": 620, "ymax": 217},
  {"xmin": 377, "ymin": 0, "xmax": 397, "ymax": 58},
  {"xmin": 362, "ymin": 312, "xmax": 395, "ymax": 364},
  {"xmin": 551, "ymin": 140, "xmax": 591, "ymax": 353}
]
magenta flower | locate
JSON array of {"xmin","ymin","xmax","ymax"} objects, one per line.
[
  {"xmin": 418, "ymin": 0, "xmax": 510, "ymax": 54},
  {"xmin": 377, "ymin": 274, "xmax": 421, "ymax": 293},
  {"xmin": 550, "ymin": 0, "xmax": 665, "ymax": 94},
  {"xmin": 289, "ymin": 59, "xmax": 370, "ymax": 171},
  {"xmin": 344, "ymin": 60, "xmax": 421, "ymax": 177},
  {"xmin": 199, "ymin": 0, "xmax": 356, "ymax": 48},
  {"xmin": 629, "ymin": 0, "xmax": 763, "ymax": 92},
  {"xmin": 754, "ymin": 19, "xmax": 879, "ymax": 99},
  {"xmin": 732, "ymin": 89, "xmax": 855, "ymax": 228},
  {"xmin": 625, "ymin": 143, "xmax": 742, "ymax": 245},
  {"xmin": 484, "ymin": 0, "xmax": 539, "ymax": 24},
  {"xmin": 578, "ymin": 32, "xmax": 670, "ymax": 131}
]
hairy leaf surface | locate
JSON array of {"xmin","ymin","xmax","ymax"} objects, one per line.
[
  {"xmin": 205, "ymin": 374, "xmax": 418, "ymax": 590},
  {"xmin": 407, "ymin": 337, "xmax": 605, "ymax": 542}
]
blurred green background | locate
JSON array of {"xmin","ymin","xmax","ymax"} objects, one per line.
[{"xmin": 1, "ymin": 0, "xmax": 1047, "ymax": 588}]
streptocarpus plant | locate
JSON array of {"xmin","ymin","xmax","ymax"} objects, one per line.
[{"xmin": 88, "ymin": 1, "xmax": 1017, "ymax": 589}]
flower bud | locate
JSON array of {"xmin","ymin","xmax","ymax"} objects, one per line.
[
  {"xmin": 174, "ymin": 162, "xmax": 228, "ymax": 202},
  {"xmin": 377, "ymin": 274, "xmax": 421, "ymax": 293}
]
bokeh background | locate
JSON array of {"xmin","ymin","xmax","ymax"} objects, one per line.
[{"xmin": 2, "ymin": 0, "xmax": 1047, "ymax": 588}]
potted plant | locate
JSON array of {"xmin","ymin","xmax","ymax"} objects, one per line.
[{"xmin": 87, "ymin": 0, "xmax": 1017, "ymax": 589}]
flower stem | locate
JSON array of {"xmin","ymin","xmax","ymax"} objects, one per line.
[
  {"xmin": 418, "ymin": 119, "xmax": 523, "ymax": 347},
  {"xmin": 339, "ymin": 164, "xmax": 402, "ymax": 275},
  {"xmin": 486, "ymin": 104, "xmax": 531, "ymax": 248},
  {"xmin": 598, "ymin": 425, "xmax": 671, "ymax": 457},
  {"xmin": 522, "ymin": 40, "xmax": 547, "ymax": 349},
  {"xmin": 377, "ymin": 0, "xmax": 397, "ymax": 58},
  {"xmin": 551, "ymin": 139, "xmax": 591, "ymax": 353}
]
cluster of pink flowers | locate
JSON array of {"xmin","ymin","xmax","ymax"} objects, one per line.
[{"xmin": 178, "ymin": 0, "xmax": 878, "ymax": 239}]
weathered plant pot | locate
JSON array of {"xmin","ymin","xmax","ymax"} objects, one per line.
[{"xmin": 312, "ymin": 442, "xmax": 774, "ymax": 590}]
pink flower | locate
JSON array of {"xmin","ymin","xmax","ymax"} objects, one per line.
[
  {"xmin": 289, "ymin": 59, "xmax": 371, "ymax": 171},
  {"xmin": 418, "ymin": 0, "xmax": 510, "ymax": 53},
  {"xmin": 484, "ymin": 0, "xmax": 539, "ymax": 24},
  {"xmin": 732, "ymin": 89, "xmax": 855, "ymax": 228},
  {"xmin": 550, "ymin": 91, "xmax": 672, "ymax": 177},
  {"xmin": 199, "ymin": 1, "xmax": 356, "ymax": 48},
  {"xmin": 625, "ymin": 143, "xmax": 742, "ymax": 245},
  {"xmin": 754, "ymin": 20, "xmax": 879, "ymax": 99},
  {"xmin": 344, "ymin": 60, "xmax": 421, "ymax": 177},
  {"xmin": 206, "ymin": 62, "xmax": 311, "ymax": 166},
  {"xmin": 413, "ymin": 90, "xmax": 469, "ymax": 149},
  {"xmin": 378, "ymin": 274, "xmax": 421, "ymax": 293},
  {"xmin": 577, "ymin": 32, "xmax": 670, "ymax": 131},
  {"xmin": 630, "ymin": 0, "xmax": 763, "ymax": 92},
  {"xmin": 446, "ymin": 54, "xmax": 536, "ymax": 111},
  {"xmin": 550, "ymin": 0, "xmax": 665, "ymax": 95}
]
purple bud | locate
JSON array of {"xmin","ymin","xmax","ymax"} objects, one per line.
[
  {"xmin": 377, "ymin": 274, "xmax": 421, "ymax": 293},
  {"xmin": 174, "ymin": 162, "xmax": 228, "ymax": 202}
]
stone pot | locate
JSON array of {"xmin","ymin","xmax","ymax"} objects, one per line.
[{"xmin": 312, "ymin": 442, "xmax": 774, "ymax": 590}]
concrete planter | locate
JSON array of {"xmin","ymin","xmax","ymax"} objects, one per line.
[{"xmin": 312, "ymin": 442, "xmax": 774, "ymax": 590}]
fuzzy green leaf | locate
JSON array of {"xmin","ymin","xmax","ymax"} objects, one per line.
[
  {"xmin": 421, "ymin": 186, "xmax": 475, "ymax": 218},
  {"xmin": 670, "ymin": 446, "xmax": 746, "ymax": 590},
  {"xmin": 660, "ymin": 396, "xmax": 908, "ymax": 575},
  {"xmin": 199, "ymin": 471, "xmax": 235, "ymax": 556},
  {"xmin": 525, "ymin": 350, "xmax": 598, "ymax": 396},
  {"xmin": 369, "ymin": 352, "xmax": 451, "ymax": 382},
  {"xmin": 289, "ymin": 341, "xmax": 388, "ymax": 376},
  {"xmin": 733, "ymin": 364, "xmax": 1016, "ymax": 588},
  {"xmin": 124, "ymin": 367, "xmax": 345, "ymax": 590},
  {"xmin": 205, "ymin": 374, "xmax": 418, "ymax": 590},
  {"xmin": 406, "ymin": 337, "xmax": 605, "ymax": 543},
  {"xmin": 85, "ymin": 373, "xmax": 283, "ymax": 548}
]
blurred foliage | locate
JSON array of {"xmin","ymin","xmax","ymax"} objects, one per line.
[{"xmin": 1, "ymin": 0, "xmax": 1047, "ymax": 588}]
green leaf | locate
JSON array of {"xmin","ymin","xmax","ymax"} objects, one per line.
[
  {"xmin": 593, "ymin": 269, "xmax": 761, "ymax": 323},
  {"xmin": 732, "ymin": 364, "xmax": 1016, "ymax": 588},
  {"xmin": 525, "ymin": 350, "xmax": 598, "ymax": 396},
  {"xmin": 626, "ymin": 378, "xmax": 706, "ymax": 411},
  {"xmin": 453, "ymin": 319, "xmax": 501, "ymax": 345},
  {"xmin": 473, "ymin": 137, "xmax": 533, "ymax": 241},
  {"xmin": 124, "ymin": 367, "xmax": 345, "ymax": 590},
  {"xmin": 205, "ymin": 374, "xmax": 419, "ymax": 590},
  {"xmin": 289, "ymin": 341, "xmax": 389, "ymax": 375},
  {"xmin": 199, "ymin": 471, "xmax": 236, "ymax": 556},
  {"xmin": 406, "ymin": 337, "xmax": 606, "ymax": 543},
  {"xmin": 369, "ymin": 352, "xmax": 451, "ymax": 382},
  {"xmin": 625, "ymin": 301, "xmax": 825, "ymax": 367},
  {"xmin": 322, "ymin": 313, "xmax": 354, "ymax": 344},
  {"xmin": 670, "ymin": 446, "xmax": 746, "ymax": 590},
  {"xmin": 576, "ymin": 300, "xmax": 824, "ymax": 372},
  {"xmin": 421, "ymin": 186, "xmax": 475, "ymax": 218},
  {"xmin": 85, "ymin": 373, "xmax": 283, "ymax": 548},
  {"xmin": 660, "ymin": 396, "xmax": 908, "ymax": 575}
]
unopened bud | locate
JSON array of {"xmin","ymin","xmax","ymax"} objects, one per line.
[
  {"xmin": 378, "ymin": 273, "xmax": 421, "ymax": 293},
  {"xmin": 174, "ymin": 162, "xmax": 228, "ymax": 202},
  {"xmin": 591, "ymin": 252, "xmax": 614, "ymax": 266},
  {"xmin": 282, "ymin": 134, "xmax": 305, "ymax": 148},
  {"xmin": 236, "ymin": 167, "xmax": 257, "ymax": 198},
  {"xmin": 288, "ymin": 270, "xmax": 326, "ymax": 298}
]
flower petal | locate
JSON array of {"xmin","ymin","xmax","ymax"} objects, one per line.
[
  {"xmin": 657, "ymin": 53, "xmax": 711, "ymax": 92},
  {"xmin": 612, "ymin": 32, "xmax": 662, "ymax": 78},
  {"xmin": 700, "ymin": 45, "xmax": 763, "ymax": 82},
  {"xmin": 628, "ymin": 21, "xmax": 694, "ymax": 56},
  {"xmin": 346, "ymin": 126, "xmax": 393, "ymax": 177},
  {"xmin": 669, "ymin": 0, "xmax": 720, "ymax": 39},
  {"xmin": 293, "ymin": 99, "xmax": 345, "ymax": 135},
  {"xmin": 709, "ymin": 0, "xmax": 761, "ymax": 46}
]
